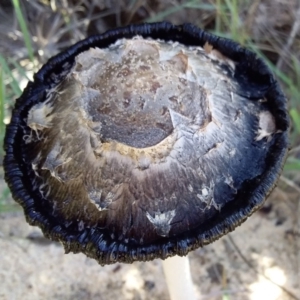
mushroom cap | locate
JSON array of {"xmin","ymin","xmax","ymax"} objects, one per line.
[{"xmin": 4, "ymin": 22, "xmax": 289, "ymax": 265}]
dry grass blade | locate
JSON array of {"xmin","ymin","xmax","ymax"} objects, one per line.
[
  {"xmin": 0, "ymin": 55, "xmax": 22, "ymax": 96},
  {"xmin": 11, "ymin": 0, "xmax": 35, "ymax": 65},
  {"xmin": 280, "ymin": 176, "xmax": 300, "ymax": 194},
  {"xmin": 276, "ymin": 4, "xmax": 300, "ymax": 70}
]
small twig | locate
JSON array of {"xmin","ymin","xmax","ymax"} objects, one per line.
[
  {"xmin": 280, "ymin": 176, "xmax": 300, "ymax": 194},
  {"xmin": 227, "ymin": 234, "xmax": 300, "ymax": 300},
  {"xmin": 288, "ymin": 145, "xmax": 300, "ymax": 155},
  {"xmin": 276, "ymin": 4, "xmax": 300, "ymax": 70}
]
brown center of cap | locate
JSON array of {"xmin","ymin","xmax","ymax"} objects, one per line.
[
  {"xmin": 25, "ymin": 37, "xmax": 275, "ymax": 242},
  {"xmin": 73, "ymin": 38, "xmax": 211, "ymax": 148}
]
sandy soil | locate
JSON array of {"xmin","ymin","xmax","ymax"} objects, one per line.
[
  {"xmin": 0, "ymin": 186, "xmax": 299, "ymax": 300},
  {"xmin": 0, "ymin": 1, "xmax": 299, "ymax": 299}
]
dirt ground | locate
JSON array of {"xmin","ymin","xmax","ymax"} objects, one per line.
[
  {"xmin": 0, "ymin": 1, "xmax": 299, "ymax": 300},
  {"xmin": 0, "ymin": 185, "xmax": 299, "ymax": 300}
]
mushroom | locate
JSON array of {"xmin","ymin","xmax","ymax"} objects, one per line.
[{"xmin": 4, "ymin": 22, "xmax": 289, "ymax": 299}]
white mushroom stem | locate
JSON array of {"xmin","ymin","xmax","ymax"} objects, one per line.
[{"xmin": 162, "ymin": 255, "xmax": 197, "ymax": 300}]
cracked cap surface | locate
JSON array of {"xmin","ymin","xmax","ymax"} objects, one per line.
[{"xmin": 4, "ymin": 22, "xmax": 289, "ymax": 264}]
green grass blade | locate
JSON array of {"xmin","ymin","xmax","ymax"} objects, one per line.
[
  {"xmin": 284, "ymin": 157, "xmax": 300, "ymax": 171},
  {"xmin": 0, "ymin": 205, "xmax": 20, "ymax": 213},
  {"xmin": 222, "ymin": 294, "xmax": 230, "ymax": 300},
  {"xmin": 8, "ymin": 58, "xmax": 32, "ymax": 82},
  {"xmin": 0, "ymin": 65, "xmax": 5, "ymax": 161},
  {"xmin": 291, "ymin": 55, "xmax": 300, "ymax": 88},
  {"xmin": 248, "ymin": 44, "xmax": 299, "ymax": 93},
  {"xmin": 215, "ymin": 0, "xmax": 221, "ymax": 33},
  {"xmin": 290, "ymin": 108, "xmax": 300, "ymax": 134},
  {"xmin": 146, "ymin": 0, "xmax": 213, "ymax": 22},
  {"xmin": 184, "ymin": 3, "xmax": 216, "ymax": 10},
  {"xmin": 12, "ymin": 0, "xmax": 35, "ymax": 64},
  {"xmin": 0, "ymin": 55, "xmax": 22, "ymax": 96},
  {"xmin": 0, "ymin": 66, "xmax": 5, "ymax": 140},
  {"xmin": 224, "ymin": 0, "xmax": 237, "ymax": 38},
  {"xmin": 214, "ymin": 0, "xmax": 231, "ymax": 32}
]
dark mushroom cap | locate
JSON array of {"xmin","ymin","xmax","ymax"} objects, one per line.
[{"xmin": 4, "ymin": 22, "xmax": 289, "ymax": 265}]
